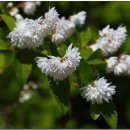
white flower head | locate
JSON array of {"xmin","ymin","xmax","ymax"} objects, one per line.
[
  {"xmin": 9, "ymin": 7, "xmax": 19, "ymax": 16},
  {"xmin": 52, "ymin": 17, "xmax": 75, "ymax": 44},
  {"xmin": 90, "ymin": 25, "xmax": 127, "ymax": 56},
  {"xmin": 15, "ymin": 13, "xmax": 23, "ymax": 20},
  {"xmin": 42, "ymin": 7, "xmax": 59, "ymax": 35},
  {"xmin": 70, "ymin": 11, "xmax": 87, "ymax": 26},
  {"xmin": 7, "ymin": 17, "xmax": 45, "ymax": 49},
  {"xmin": 36, "ymin": 44, "xmax": 81, "ymax": 80},
  {"xmin": 23, "ymin": 2, "xmax": 41, "ymax": 15},
  {"xmin": 114, "ymin": 54, "xmax": 130, "ymax": 75},
  {"xmin": 80, "ymin": 77, "xmax": 116, "ymax": 104},
  {"xmin": 114, "ymin": 62, "xmax": 128, "ymax": 75},
  {"xmin": 106, "ymin": 54, "xmax": 130, "ymax": 75},
  {"xmin": 106, "ymin": 57, "xmax": 118, "ymax": 73}
]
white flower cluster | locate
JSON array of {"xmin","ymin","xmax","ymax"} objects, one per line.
[
  {"xmin": 23, "ymin": 1, "xmax": 41, "ymax": 15},
  {"xmin": 6, "ymin": 2, "xmax": 23, "ymax": 20},
  {"xmin": 19, "ymin": 81, "xmax": 38, "ymax": 103},
  {"xmin": 52, "ymin": 11, "xmax": 87, "ymax": 44},
  {"xmin": 52, "ymin": 17, "xmax": 75, "ymax": 44},
  {"xmin": 106, "ymin": 54, "xmax": 130, "ymax": 75},
  {"xmin": 7, "ymin": 7, "xmax": 87, "ymax": 49},
  {"xmin": 7, "ymin": 17, "xmax": 45, "ymax": 49},
  {"xmin": 90, "ymin": 25, "xmax": 127, "ymax": 56},
  {"xmin": 80, "ymin": 77, "xmax": 116, "ymax": 104},
  {"xmin": 36, "ymin": 44, "xmax": 81, "ymax": 80},
  {"xmin": 70, "ymin": 11, "xmax": 87, "ymax": 26},
  {"xmin": 7, "ymin": 8, "xmax": 59, "ymax": 49}
]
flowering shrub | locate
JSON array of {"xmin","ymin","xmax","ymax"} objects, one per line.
[{"xmin": 1, "ymin": 1, "xmax": 130, "ymax": 128}]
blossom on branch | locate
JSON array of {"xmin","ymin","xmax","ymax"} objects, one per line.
[
  {"xmin": 80, "ymin": 77, "xmax": 116, "ymax": 104},
  {"xmin": 36, "ymin": 44, "xmax": 81, "ymax": 80}
]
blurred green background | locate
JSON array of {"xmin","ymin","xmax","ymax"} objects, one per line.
[{"xmin": 1, "ymin": 1, "xmax": 130, "ymax": 128}]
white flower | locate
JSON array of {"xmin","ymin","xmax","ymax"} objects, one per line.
[
  {"xmin": 106, "ymin": 57, "xmax": 118, "ymax": 73},
  {"xmin": 36, "ymin": 44, "xmax": 81, "ymax": 80},
  {"xmin": 7, "ymin": 17, "xmax": 45, "ymax": 49},
  {"xmin": 42, "ymin": 7, "xmax": 59, "ymax": 35},
  {"xmin": 15, "ymin": 13, "xmax": 23, "ymax": 20},
  {"xmin": 114, "ymin": 54, "xmax": 130, "ymax": 75},
  {"xmin": 70, "ymin": 11, "xmax": 87, "ymax": 26},
  {"xmin": 52, "ymin": 17, "xmax": 75, "ymax": 44},
  {"xmin": 23, "ymin": 2, "xmax": 41, "ymax": 15},
  {"xmin": 90, "ymin": 25, "xmax": 127, "ymax": 56},
  {"xmin": 106, "ymin": 54, "xmax": 130, "ymax": 75},
  {"xmin": 114, "ymin": 62, "xmax": 128, "ymax": 75},
  {"xmin": 80, "ymin": 77, "xmax": 116, "ymax": 104},
  {"xmin": 9, "ymin": 7, "xmax": 19, "ymax": 16},
  {"xmin": 7, "ymin": 2, "xmax": 13, "ymax": 8}
]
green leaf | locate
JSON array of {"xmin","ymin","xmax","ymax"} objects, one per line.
[
  {"xmin": 90, "ymin": 101, "xmax": 117, "ymax": 128},
  {"xmin": 0, "ymin": 14, "xmax": 15, "ymax": 31},
  {"xmin": 87, "ymin": 49, "xmax": 103, "ymax": 61},
  {"xmin": 79, "ymin": 59, "xmax": 98, "ymax": 84},
  {"xmin": 57, "ymin": 44, "xmax": 67, "ymax": 56},
  {"xmin": 0, "ymin": 4, "xmax": 5, "ymax": 13},
  {"xmin": 90, "ymin": 104, "xmax": 100, "ymax": 120},
  {"xmin": 99, "ymin": 101, "xmax": 117, "ymax": 128},
  {"xmin": 80, "ymin": 48, "xmax": 93, "ymax": 60},
  {"xmin": 0, "ymin": 39, "xmax": 11, "ymax": 50},
  {"xmin": 49, "ymin": 78, "xmax": 70, "ymax": 114},
  {"xmin": 87, "ymin": 59, "xmax": 105, "ymax": 65},
  {"xmin": 13, "ymin": 49, "xmax": 33, "ymax": 85},
  {"xmin": 80, "ymin": 27, "xmax": 91, "ymax": 46}
]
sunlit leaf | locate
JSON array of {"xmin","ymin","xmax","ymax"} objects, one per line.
[
  {"xmin": 0, "ymin": 14, "xmax": 15, "ymax": 31},
  {"xmin": 80, "ymin": 48, "xmax": 93, "ymax": 60},
  {"xmin": 80, "ymin": 27, "xmax": 91, "ymax": 46}
]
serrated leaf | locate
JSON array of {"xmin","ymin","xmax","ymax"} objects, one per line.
[
  {"xmin": 99, "ymin": 101, "xmax": 117, "ymax": 128},
  {"xmin": 13, "ymin": 50, "xmax": 33, "ymax": 85},
  {"xmin": 49, "ymin": 78, "xmax": 70, "ymax": 114},
  {"xmin": 79, "ymin": 59, "xmax": 98, "ymax": 84},
  {"xmin": 80, "ymin": 48, "xmax": 93, "ymax": 60},
  {"xmin": 90, "ymin": 104, "xmax": 100, "ymax": 120},
  {"xmin": 0, "ymin": 14, "xmax": 15, "ymax": 31}
]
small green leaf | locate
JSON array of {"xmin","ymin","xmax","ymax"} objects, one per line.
[
  {"xmin": 0, "ymin": 14, "xmax": 15, "ymax": 31},
  {"xmin": 99, "ymin": 101, "xmax": 117, "ymax": 128},
  {"xmin": 49, "ymin": 78, "xmax": 70, "ymax": 114},
  {"xmin": 90, "ymin": 104, "xmax": 100, "ymax": 120},
  {"xmin": 0, "ymin": 39, "xmax": 11, "ymax": 50},
  {"xmin": 88, "ymin": 59, "xmax": 105, "ymax": 65},
  {"xmin": 79, "ymin": 59, "xmax": 98, "ymax": 84},
  {"xmin": 80, "ymin": 27, "xmax": 91, "ymax": 46},
  {"xmin": 87, "ymin": 49, "xmax": 103, "ymax": 61},
  {"xmin": 13, "ymin": 49, "xmax": 33, "ymax": 85},
  {"xmin": 80, "ymin": 48, "xmax": 93, "ymax": 60}
]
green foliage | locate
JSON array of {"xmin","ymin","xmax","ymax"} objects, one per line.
[
  {"xmin": 80, "ymin": 27, "xmax": 92, "ymax": 46},
  {"xmin": 79, "ymin": 59, "xmax": 98, "ymax": 84},
  {"xmin": 90, "ymin": 101, "xmax": 117, "ymax": 128},
  {"xmin": 90, "ymin": 103, "xmax": 100, "ymax": 120},
  {"xmin": 0, "ymin": 14, "xmax": 15, "ymax": 31},
  {"xmin": 49, "ymin": 78, "xmax": 70, "ymax": 115},
  {"xmin": 13, "ymin": 50, "xmax": 33, "ymax": 85}
]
